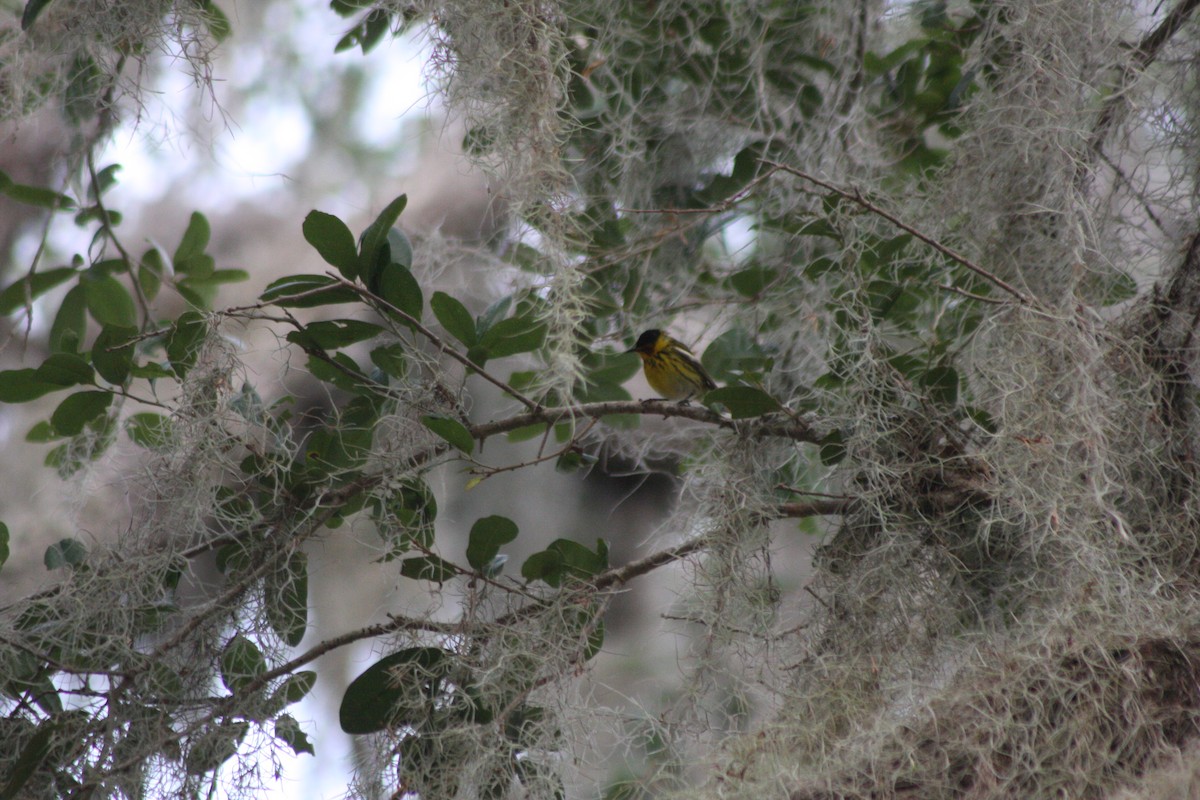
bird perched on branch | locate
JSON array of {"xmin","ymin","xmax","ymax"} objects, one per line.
[{"xmin": 627, "ymin": 329, "xmax": 717, "ymax": 402}]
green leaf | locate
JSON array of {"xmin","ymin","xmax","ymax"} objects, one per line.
[
  {"xmin": 373, "ymin": 261, "xmax": 423, "ymax": 324},
  {"xmin": 44, "ymin": 537, "xmax": 87, "ymax": 569},
  {"xmin": 704, "ymin": 386, "xmax": 780, "ymax": 418},
  {"xmin": 466, "ymin": 515, "xmax": 519, "ymax": 571},
  {"xmin": 370, "ymin": 479, "xmax": 437, "ymax": 557},
  {"xmin": 369, "ymin": 343, "xmax": 407, "ymax": 378},
  {"xmin": 20, "ymin": 0, "xmax": 55, "ymax": 31},
  {"xmin": 431, "ymin": 291, "xmax": 478, "ymax": 346},
  {"xmin": 35, "ymin": 353, "xmax": 93, "ymax": 387},
  {"xmin": 701, "ymin": 328, "xmax": 774, "ymax": 383},
  {"xmin": 420, "ymin": 415, "xmax": 475, "ymax": 454},
  {"xmin": 286, "ymin": 319, "xmax": 383, "ymax": 350},
  {"xmin": 358, "ymin": 193, "xmax": 408, "ymax": 277},
  {"xmin": 921, "ymin": 365, "xmax": 959, "ymax": 405},
  {"xmin": 0, "ymin": 267, "xmax": 76, "ymax": 316},
  {"xmin": 400, "ymin": 554, "xmax": 458, "ymax": 583},
  {"xmin": 387, "ymin": 227, "xmax": 414, "ymax": 270},
  {"xmin": 49, "ymin": 285, "xmax": 86, "ymax": 353},
  {"xmin": 476, "ymin": 295, "xmax": 512, "ymax": 337},
  {"xmin": 184, "ymin": 720, "xmax": 247, "ymax": 776},
  {"xmin": 219, "ymin": 634, "xmax": 267, "ymax": 694},
  {"xmin": 50, "ymin": 390, "xmax": 112, "ymax": 436},
  {"xmin": 478, "ymin": 314, "xmax": 547, "ymax": 359},
  {"xmin": 303, "ymin": 210, "xmax": 359, "ymax": 277},
  {"xmin": 191, "ymin": 0, "xmax": 232, "ymax": 41},
  {"xmin": 260, "ymin": 274, "xmax": 358, "ymax": 308},
  {"xmin": 273, "ymin": 670, "xmax": 317, "ymax": 705},
  {"xmin": 264, "ymin": 551, "xmax": 308, "ymax": 647},
  {"xmin": 138, "ymin": 248, "xmax": 164, "ymax": 300},
  {"xmin": 339, "ymin": 647, "xmax": 451, "ymax": 734},
  {"xmin": 729, "ymin": 266, "xmax": 777, "ymax": 297},
  {"xmin": 0, "ymin": 720, "xmax": 54, "ymax": 800},
  {"xmin": 819, "ymin": 429, "xmax": 846, "ymax": 466},
  {"xmin": 274, "ymin": 714, "xmax": 315, "ymax": 756},
  {"xmin": 521, "ymin": 538, "xmax": 608, "ymax": 587},
  {"xmin": 0, "ymin": 522, "xmax": 9, "ymax": 570},
  {"xmin": 173, "ymin": 211, "xmax": 211, "ymax": 267},
  {"xmin": 91, "ymin": 325, "xmax": 136, "ymax": 384},
  {"xmin": 81, "ymin": 271, "xmax": 136, "ymax": 328},
  {"xmin": 0, "ymin": 174, "xmax": 73, "ymax": 210},
  {"xmin": 0, "ymin": 369, "xmax": 59, "ymax": 403},
  {"xmin": 166, "ymin": 311, "xmax": 207, "ymax": 377}
]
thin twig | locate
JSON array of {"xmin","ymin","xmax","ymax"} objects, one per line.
[{"xmin": 760, "ymin": 160, "xmax": 1036, "ymax": 307}]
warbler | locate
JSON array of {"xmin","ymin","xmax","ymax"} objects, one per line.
[{"xmin": 627, "ymin": 329, "xmax": 717, "ymax": 402}]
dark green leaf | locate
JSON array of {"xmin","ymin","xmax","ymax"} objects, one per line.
[
  {"xmin": 431, "ymin": 291, "xmax": 478, "ymax": 346},
  {"xmin": 0, "ymin": 522, "xmax": 7, "ymax": 570},
  {"xmin": 139, "ymin": 248, "xmax": 164, "ymax": 300},
  {"xmin": 303, "ymin": 210, "xmax": 359, "ymax": 277},
  {"xmin": 420, "ymin": 415, "xmax": 474, "ymax": 454},
  {"xmin": 44, "ymin": 537, "xmax": 87, "ymax": 569},
  {"xmin": 166, "ymin": 311, "xmax": 207, "ymax": 377},
  {"xmin": 729, "ymin": 266, "xmax": 777, "ymax": 297},
  {"xmin": 219, "ymin": 634, "xmax": 266, "ymax": 694},
  {"xmin": 21, "ymin": 0, "xmax": 55, "ymax": 30},
  {"xmin": 701, "ymin": 328, "xmax": 773, "ymax": 382},
  {"xmin": 0, "ymin": 267, "xmax": 76, "ymax": 316},
  {"xmin": 173, "ymin": 211, "xmax": 211, "ymax": 267},
  {"xmin": 819, "ymin": 429, "xmax": 846, "ymax": 466},
  {"xmin": 50, "ymin": 390, "xmax": 112, "ymax": 436},
  {"xmin": 703, "ymin": 386, "xmax": 779, "ymax": 418},
  {"xmin": 399, "ymin": 554, "xmax": 458, "ymax": 583},
  {"xmin": 184, "ymin": 720, "xmax": 247, "ymax": 776},
  {"xmin": 522, "ymin": 538, "xmax": 608, "ymax": 587},
  {"xmin": 274, "ymin": 714, "xmax": 315, "ymax": 756},
  {"xmin": 358, "ymin": 193, "xmax": 408, "ymax": 277},
  {"xmin": 371, "ymin": 479, "xmax": 437, "ymax": 557},
  {"xmin": 0, "ymin": 369, "xmax": 59, "ymax": 403},
  {"xmin": 264, "ymin": 551, "xmax": 308, "ymax": 647},
  {"xmin": 339, "ymin": 647, "xmax": 452, "ymax": 734},
  {"xmin": 49, "ymin": 285, "xmax": 86, "ymax": 353},
  {"xmin": 369, "ymin": 343, "xmax": 407, "ymax": 378},
  {"xmin": 466, "ymin": 515, "xmax": 519, "ymax": 571},
  {"xmin": 0, "ymin": 176, "xmax": 73, "ymax": 210},
  {"xmin": 921, "ymin": 365, "xmax": 959, "ymax": 405},
  {"xmin": 374, "ymin": 261, "xmax": 423, "ymax": 324},
  {"xmin": 0, "ymin": 720, "xmax": 54, "ymax": 800},
  {"xmin": 36, "ymin": 353, "xmax": 93, "ymax": 387},
  {"xmin": 192, "ymin": 0, "xmax": 232, "ymax": 41},
  {"xmin": 286, "ymin": 319, "xmax": 383, "ymax": 350},
  {"xmin": 478, "ymin": 314, "xmax": 547, "ymax": 359},
  {"xmin": 81, "ymin": 271, "xmax": 136, "ymax": 328},
  {"xmin": 91, "ymin": 325, "xmax": 136, "ymax": 384},
  {"xmin": 260, "ymin": 274, "xmax": 358, "ymax": 308}
]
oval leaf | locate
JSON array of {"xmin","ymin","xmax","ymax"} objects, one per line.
[
  {"xmin": 703, "ymin": 386, "xmax": 780, "ymax": 419},
  {"xmin": 466, "ymin": 515, "xmax": 519, "ymax": 570},
  {"xmin": 50, "ymin": 390, "xmax": 113, "ymax": 436},
  {"xmin": 264, "ymin": 551, "xmax": 308, "ymax": 647},
  {"xmin": 339, "ymin": 647, "xmax": 450, "ymax": 735},
  {"xmin": 81, "ymin": 271, "xmax": 136, "ymax": 328},
  {"xmin": 303, "ymin": 210, "xmax": 359, "ymax": 276},
  {"xmin": 430, "ymin": 291, "xmax": 478, "ymax": 347},
  {"xmin": 219, "ymin": 634, "xmax": 266, "ymax": 694},
  {"xmin": 420, "ymin": 415, "xmax": 474, "ymax": 454}
]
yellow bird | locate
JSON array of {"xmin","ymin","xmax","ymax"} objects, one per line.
[{"xmin": 627, "ymin": 329, "xmax": 717, "ymax": 402}]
